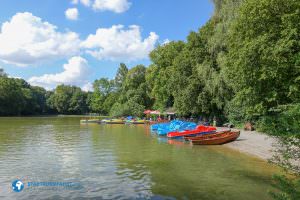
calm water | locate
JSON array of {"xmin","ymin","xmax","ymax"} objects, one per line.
[{"xmin": 0, "ymin": 117, "xmax": 281, "ymax": 200}]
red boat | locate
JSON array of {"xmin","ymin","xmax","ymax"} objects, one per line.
[
  {"xmin": 189, "ymin": 130, "xmax": 240, "ymax": 145},
  {"xmin": 167, "ymin": 125, "xmax": 217, "ymax": 138}
]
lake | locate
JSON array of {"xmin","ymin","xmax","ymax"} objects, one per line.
[{"xmin": 0, "ymin": 117, "xmax": 281, "ymax": 199}]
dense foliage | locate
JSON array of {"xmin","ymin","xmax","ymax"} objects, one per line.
[{"xmin": 0, "ymin": 76, "xmax": 49, "ymax": 115}]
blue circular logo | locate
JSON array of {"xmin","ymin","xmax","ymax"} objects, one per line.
[{"xmin": 12, "ymin": 180, "xmax": 24, "ymax": 192}]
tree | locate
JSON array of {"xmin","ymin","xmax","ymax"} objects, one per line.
[
  {"xmin": 48, "ymin": 85, "xmax": 88, "ymax": 114},
  {"xmin": 115, "ymin": 63, "xmax": 128, "ymax": 90},
  {"xmin": 147, "ymin": 42, "xmax": 186, "ymax": 112},
  {"xmin": 89, "ymin": 78, "xmax": 115, "ymax": 114},
  {"xmin": 0, "ymin": 77, "xmax": 25, "ymax": 115},
  {"xmin": 223, "ymin": 0, "xmax": 300, "ymax": 122},
  {"xmin": 69, "ymin": 89, "xmax": 88, "ymax": 114}
]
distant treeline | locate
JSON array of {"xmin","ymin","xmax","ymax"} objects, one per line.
[{"xmin": 1, "ymin": 0, "xmax": 300, "ymax": 132}]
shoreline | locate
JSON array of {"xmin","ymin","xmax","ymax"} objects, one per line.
[{"xmin": 222, "ymin": 128, "xmax": 277, "ymax": 161}]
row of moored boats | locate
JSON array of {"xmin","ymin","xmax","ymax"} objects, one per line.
[
  {"xmin": 80, "ymin": 118, "xmax": 148, "ymax": 124},
  {"xmin": 150, "ymin": 120, "xmax": 240, "ymax": 145}
]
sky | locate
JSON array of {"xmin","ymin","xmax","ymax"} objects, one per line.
[{"xmin": 0, "ymin": 0, "xmax": 214, "ymax": 91}]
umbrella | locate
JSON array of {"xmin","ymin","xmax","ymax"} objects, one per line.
[
  {"xmin": 143, "ymin": 110, "xmax": 152, "ymax": 114},
  {"xmin": 150, "ymin": 110, "xmax": 161, "ymax": 115}
]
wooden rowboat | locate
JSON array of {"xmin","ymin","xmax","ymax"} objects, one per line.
[
  {"xmin": 184, "ymin": 130, "xmax": 231, "ymax": 141},
  {"xmin": 189, "ymin": 130, "xmax": 240, "ymax": 145}
]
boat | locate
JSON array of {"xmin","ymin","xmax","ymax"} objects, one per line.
[
  {"xmin": 151, "ymin": 120, "xmax": 197, "ymax": 136},
  {"xmin": 125, "ymin": 119, "xmax": 147, "ymax": 124},
  {"xmin": 189, "ymin": 130, "xmax": 240, "ymax": 145},
  {"xmin": 101, "ymin": 119, "xmax": 125, "ymax": 124},
  {"xmin": 167, "ymin": 125, "xmax": 217, "ymax": 138},
  {"xmin": 131, "ymin": 120, "xmax": 147, "ymax": 124},
  {"xmin": 184, "ymin": 129, "xmax": 231, "ymax": 141},
  {"xmin": 80, "ymin": 119, "xmax": 101, "ymax": 123}
]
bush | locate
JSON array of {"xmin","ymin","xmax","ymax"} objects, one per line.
[
  {"xmin": 257, "ymin": 104, "xmax": 300, "ymax": 136},
  {"xmin": 269, "ymin": 175, "xmax": 300, "ymax": 200}
]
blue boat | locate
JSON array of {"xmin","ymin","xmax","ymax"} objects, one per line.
[{"xmin": 151, "ymin": 120, "xmax": 197, "ymax": 136}]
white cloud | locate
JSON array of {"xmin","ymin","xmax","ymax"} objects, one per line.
[
  {"xmin": 65, "ymin": 8, "xmax": 79, "ymax": 20},
  {"xmin": 81, "ymin": 25, "xmax": 159, "ymax": 61},
  {"xmin": 8, "ymin": 75, "xmax": 22, "ymax": 79},
  {"xmin": 82, "ymin": 82, "xmax": 93, "ymax": 92},
  {"xmin": 72, "ymin": 0, "xmax": 91, "ymax": 7},
  {"xmin": 71, "ymin": 0, "xmax": 130, "ymax": 13},
  {"xmin": 163, "ymin": 39, "xmax": 171, "ymax": 45},
  {"xmin": 28, "ymin": 56, "xmax": 90, "ymax": 90},
  {"xmin": 92, "ymin": 0, "xmax": 131, "ymax": 13},
  {"xmin": 0, "ymin": 12, "xmax": 80, "ymax": 66}
]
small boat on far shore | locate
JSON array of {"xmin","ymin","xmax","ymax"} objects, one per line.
[
  {"xmin": 189, "ymin": 130, "xmax": 240, "ymax": 145},
  {"xmin": 80, "ymin": 119, "xmax": 101, "ymax": 123},
  {"xmin": 125, "ymin": 119, "xmax": 147, "ymax": 124},
  {"xmin": 101, "ymin": 119, "xmax": 125, "ymax": 124}
]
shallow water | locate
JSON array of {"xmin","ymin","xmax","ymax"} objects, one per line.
[{"xmin": 0, "ymin": 117, "xmax": 281, "ymax": 199}]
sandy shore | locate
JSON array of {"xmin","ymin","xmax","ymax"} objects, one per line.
[{"xmin": 221, "ymin": 129, "xmax": 278, "ymax": 161}]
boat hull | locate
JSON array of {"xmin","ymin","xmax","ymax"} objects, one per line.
[
  {"xmin": 80, "ymin": 119, "xmax": 101, "ymax": 123},
  {"xmin": 104, "ymin": 122, "xmax": 125, "ymax": 124},
  {"xmin": 100, "ymin": 119, "xmax": 125, "ymax": 124},
  {"xmin": 190, "ymin": 130, "xmax": 240, "ymax": 145},
  {"xmin": 184, "ymin": 130, "xmax": 231, "ymax": 141},
  {"xmin": 131, "ymin": 122, "xmax": 146, "ymax": 124},
  {"xmin": 167, "ymin": 125, "xmax": 217, "ymax": 138},
  {"xmin": 126, "ymin": 120, "xmax": 147, "ymax": 124}
]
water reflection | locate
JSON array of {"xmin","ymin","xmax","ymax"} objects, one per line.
[{"xmin": 0, "ymin": 117, "xmax": 282, "ymax": 200}]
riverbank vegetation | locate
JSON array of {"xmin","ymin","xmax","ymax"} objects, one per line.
[{"xmin": 0, "ymin": 0, "xmax": 299, "ymax": 198}]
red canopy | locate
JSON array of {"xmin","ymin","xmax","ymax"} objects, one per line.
[
  {"xmin": 150, "ymin": 110, "xmax": 161, "ymax": 115},
  {"xmin": 144, "ymin": 110, "xmax": 152, "ymax": 114},
  {"xmin": 144, "ymin": 110, "xmax": 161, "ymax": 115}
]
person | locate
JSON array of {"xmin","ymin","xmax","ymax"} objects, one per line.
[
  {"xmin": 157, "ymin": 116, "xmax": 162, "ymax": 122},
  {"xmin": 213, "ymin": 116, "xmax": 217, "ymax": 127},
  {"xmin": 168, "ymin": 115, "xmax": 171, "ymax": 121},
  {"xmin": 198, "ymin": 116, "xmax": 203, "ymax": 124}
]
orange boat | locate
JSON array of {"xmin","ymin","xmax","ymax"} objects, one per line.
[
  {"xmin": 184, "ymin": 129, "xmax": 231, "ymax": 141},
  {"xmin": 189, "ymin": 130, "xmax": 240, "ymax": 145}
]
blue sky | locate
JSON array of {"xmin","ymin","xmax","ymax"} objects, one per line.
[{"xmin": 0, "ymin": 0, "xmax": 213, "ymax": 90}]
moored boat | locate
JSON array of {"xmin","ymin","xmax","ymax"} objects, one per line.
[
  {"xmin": 189, "ymin": 130, "xmax": 240, "ymax": 145},
  {"xmin": 80, "ymin": 119, "xmax": 101, "ymax": 123},
  {"xmin": 184, "ymin": 129, "xmax": 231, "ymax": 141},
  {"xmin": 131, "ymin": 120, "xmax": 147, "ymax": 124},
  {"xmin": 167, "ymin": 125, "xmax": 217, "ymax": 138},
  {"xmin": 101, "ymin": 119, "xmax": 125, "ymax": 124},
  {"xmin": 153, "ymin": 120, "xmax": 197, "ymax": 136},
  {"xmin": 125, "ymin": 119, "xmax": 147, "ymax": 124}
]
